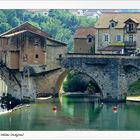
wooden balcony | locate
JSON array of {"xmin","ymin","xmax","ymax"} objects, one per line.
[{"xmin": 124, "ymin": 41, "xmax": 136, "ymax": 50}]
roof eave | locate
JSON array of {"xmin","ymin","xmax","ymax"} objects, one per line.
[{"xmin": 47, "ymin": 37, "xmax": 67, "ymax": 46}]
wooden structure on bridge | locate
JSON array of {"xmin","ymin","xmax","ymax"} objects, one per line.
[{"xmin": 0, "ymin": 22, "xmax": 67, "ymax": 73}]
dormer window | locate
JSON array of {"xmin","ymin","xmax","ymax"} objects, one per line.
[
  {"xmin": 87, "ymin": 35, "xmax": 94, "ymax": 43},
  {"xmin": 110, "ymin": 20, "xmax": 117, "ymax": 28},
  {"xmin": 125, "ymin": 18, "xmax": 138, "ymax": 33},
  {"xmin": 111, "ymin": 22, "xmax": 115, "ymax": 28},
  {"xmin": 88, "ymin": 37, "xmax": 92, "ymax": 43},
  {"xmin": 127, "ymin": 23, "xmax": 134, "ymax": 32}
]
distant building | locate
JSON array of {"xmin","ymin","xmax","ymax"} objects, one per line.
[
  {"xmin": 95, "ymin": 12, "xmax": 140, "ymax": 55},
  {"xmin": 74, "ymin": 27, "xmax": 96, "ymax": 54},
  {"xmin": 0, "ymin": 22, "xmax": 67, "ymax": 73}
]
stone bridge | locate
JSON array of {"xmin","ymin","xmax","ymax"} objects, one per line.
[
  {"xmin": 1, "ymin": 54, "xmax": 140, "ymax": 102},
  {"xmin": 60, "ymin": 54, "xmax": 140, "ymax": 102}
]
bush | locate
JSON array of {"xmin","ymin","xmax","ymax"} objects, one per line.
[{"xmin": 1, "ymin": 93, "xmax": 21, "ymax": 110}]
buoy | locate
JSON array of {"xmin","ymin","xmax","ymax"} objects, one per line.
[
  {"xmin": 52, "ymin": 106, "xmax": 57, "ymax": 112},
  {"xmin": 113, "ymin": 106, "xmax": 117, "ymax": 113}
]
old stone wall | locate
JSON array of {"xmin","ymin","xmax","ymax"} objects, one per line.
[
  {"xmin": 0, "ymin": 67, "xmax": 36, "ymax": 101},
  {"xmin": 34, "ymin": 68, "xmax": 66, "ymax": 97}
]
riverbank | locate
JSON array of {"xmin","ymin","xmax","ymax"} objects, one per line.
[
  {"xmin": 0, "ymin": 104, "xmax": 30, "ymax": 115},
  {"xmin": 0, "ymin": 109, "xmax": 12, "ymax": 115},
  {"xmin": 127, "ymin": 96, "xmax": 140, "ymax": 102}
]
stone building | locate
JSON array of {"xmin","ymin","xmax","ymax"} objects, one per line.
[
  {"xmin": 0, "ymin": 22, "xmax": 67, "ymax": 73},
  {"xmin": 74, "ymin": 27, "xmax": 96, "ymax": 54},
  {"xmin": 95, "ymin": 13, "xmax": 140, "ymax": 55}
]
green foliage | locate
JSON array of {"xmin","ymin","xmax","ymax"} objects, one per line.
[
  {"xmin": 87, "ymin": 80, "xmax": 100, "ymax": 94},
  {"xmin": 0, "ymin": 10, "xmax": 7, "ymax": 23},
  {"xmin": 0, "ymin": 23, "xmax": 11, "ymax": 33},
  {"xmin": 63, "ymin": 72, "xmax": 100, "ymax": 93},
  {"xmin": 63, "ymin": 73, "xmax": 88, "ymax": 92},
  {"xmin": 0, "ymin": 9, "xmax": 97, "ymax": 52},
  {"xmin": 63, "ymin": 71, "xmax": 88, "ymax": 92},
  {"xmin": 128, "ymin": 79, "xmax": 140, "ymax": 96}
]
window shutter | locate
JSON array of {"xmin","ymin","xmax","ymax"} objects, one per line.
[
  {"xmin": 120, "ymin": 35, "xmax": 123, "ymax": 42},
  {"xmin": 116, "ymin": 35, "xmax": 118, "ymax": 41}
]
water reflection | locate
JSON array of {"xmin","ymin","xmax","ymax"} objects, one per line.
[
  {"xmin": 61, "ymin": 97, "xmax": 103, "ymax": 127},
  {"xmin": 0, "ymin": 97, "xmax": 140, "ymax": 130}
]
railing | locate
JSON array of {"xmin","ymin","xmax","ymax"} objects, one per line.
[
  {"xmin": 126, "ymin": 29, "xmax": 137, "ymax": 33},
  {"xmin": 124, "ymin": 41, "xmax": 136, "ymax": 50},
  {"xmin": 65, "ymin": 53, "xmax": 140, "ymax": 59}
]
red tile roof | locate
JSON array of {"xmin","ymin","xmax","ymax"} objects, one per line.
[{"xmin": 74, "ymin": 27, "xmax": 96, "ymax": 38}]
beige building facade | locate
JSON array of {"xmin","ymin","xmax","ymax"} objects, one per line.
[{"xmin": 95, "ymin": 13, "xmax": 140, "ymax": 54}]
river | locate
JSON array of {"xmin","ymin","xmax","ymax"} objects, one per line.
[{"xmin": 0, "ymin": 96, "xmax": 140, "ymax": 130}]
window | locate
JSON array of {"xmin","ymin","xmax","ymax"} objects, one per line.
[
  {"xmin": 102, "ymin": 34, "xmax": 110, "ymax": 42},
  {"xmin": 116, "ymin": 35, "xmax": 121, "ymax": 42},
  {"xmin": 129, "ymin": 24, "xmax": 134, "ymax": 32},
  {"xmin": 111, "ymin": 22, "xmax": 115, "ymax": 28},
  {"xmin": 35, "ymin": 54, "xmax": 39, "ymax": 59},
  {"xmin": 59, "ymin": 54, "xmax": 62, "ymax": 59},
  {"xmin": 105, "ymin": 35, "xmax": 109, "ymax": 41},
  {"xmin": 34, "ymin": 38, "xmax": 40, "ymax": 46},
  {"xmin": 129, "ymin": 34, "xmax": 133, "ymax": 42},
  {"xmin": 127, "ymin": 23, "xmax": 134, "ymax": 32},
  {"xmin": 88, "ymin": 37, "xmax": 92, "ymax": 43},
  {"xmin": 110, "ymin": 20, "xmax": 117, "ymax": 28}
]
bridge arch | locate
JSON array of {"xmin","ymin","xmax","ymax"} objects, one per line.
[
  {"xmin": 54, "ymin": 69, "xmax": 68, "ymax": 94},
  {"xmin": 54, "ymin": 69, "xmax": 103, "ymax": 98}
]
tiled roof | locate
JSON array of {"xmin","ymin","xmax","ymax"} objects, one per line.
[
  {"xmin": 74, "ymin": 27, "xmax": 96, "ymax": 38},
  {"xmin": 95, "ymin": 13, "xmax": 140, "ymax": 29},
  {"xmin": 0, "ymin": 22, "xmax": 50, "ymax": 37},
  {"xmin": 0, "ymin": 22, "xmax": 66, "ymax": 45}
]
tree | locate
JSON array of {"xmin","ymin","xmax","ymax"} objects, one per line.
[
  {"xmin": 0, "ymin": 10, "xmax": 7, "ymax": 23},
  {"xmin": 0, "ymin": 23, "xmax": 11, "ymax": 33}
]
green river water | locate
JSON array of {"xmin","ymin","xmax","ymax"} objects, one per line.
[{"xmin": 0, "ymin": 97, "xmax": 140, "ymax": 131}]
